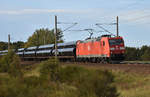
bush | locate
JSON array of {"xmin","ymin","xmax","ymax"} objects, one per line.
[
  {"xmin": 49, "ymin": 83, "xmax": 78, "ymax": 97},
  {"xmin": 0, "ymin": 76, "xmax": 52, "ymax": 97},
  {"xmin": 57, "ymin": 66, "xmax": 87, "ymax": 83},
  {"xmin": 141, "ymin": 48, "xmax": 150, "ymax": 61},
  {"xmin": 58, "ymin": 67, "xmax": 119, "ymax": 97},
  {"xmin": 8, "ymin": 54, "xmax": 22, "ymax": 77},
  {"xmin": 40, "ymin": 58, "xmax": 60, "ymax": 81},
  {"xmin": 77, "ymin": 70, "xmax": 118, "ymax": 97},
  {"xmin": 0, "ymin": 58, "xmax": 119, "ymax": 97},
  {"xmin": 0, "ymin": 50, "xmax": 15, "ymax": 72},
  {"xmin": 0, "ymin": 50, "xmax": 22, "ymax": 77},
  {"xmin": 40, "ymin": 58, "xmax": 119, "ymax": 97}
]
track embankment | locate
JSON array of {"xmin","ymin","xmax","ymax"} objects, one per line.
[
  {"xmin": 21, "ymin": 61, "xmax": 150, "ymax": 75},
  {"xmin": 61, "ymin": 62, "xmax": 150, "ymax": 75}
]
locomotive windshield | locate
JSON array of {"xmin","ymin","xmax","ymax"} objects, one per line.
[{"xmin": 109, "ymin": 39, "xmax": 123, "ymax": 46}]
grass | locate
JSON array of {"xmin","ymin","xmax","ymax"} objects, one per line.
[
  {"xmin": 1, "ymin": 61, "xmax": 150, "ymax": 97},
  {"xmin": 61, "ymin": 63, "xmax": 150, "ymax": 97},
  {"xmin": 113, "ymin": 71, "xmax": 150, "ymax": 97},
  {"xmin": 23, "ymin": 64, "xmax": 41, "ymax": 77},
  {"xmin": 0, "ymin": 59, "xmax": 119, "ymax": 97}
]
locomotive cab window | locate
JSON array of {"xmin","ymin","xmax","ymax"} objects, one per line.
[{"xmin": 109, "ymin": 39, "xmax": 123, "ymax": 46}]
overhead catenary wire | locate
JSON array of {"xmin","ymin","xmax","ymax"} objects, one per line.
[
  {"xmin": 58, "ymin": 22, "xmax": 78, "ymax": 33},
  {"xmin": 68, "ymin": 28, "xmax": 96, "ymax": 39},
  {"xmin": 95, "ymin": 23, "xmax": 116, "ymax": 25},
  {"xmin": 95, "ymin": 24, "xmax": 115, "ymax": 36},
  {"xmin": 57, "ymin": 22, "xmax": 78, "ymax": 24}
]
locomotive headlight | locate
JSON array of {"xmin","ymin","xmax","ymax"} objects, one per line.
[
  {"xmin": 120, "ymin": 47, "xmax": 125, "ymax": 50},
  {"xmin": 110, "ymin": 48, "xmax": 115, "ymax": 50}
]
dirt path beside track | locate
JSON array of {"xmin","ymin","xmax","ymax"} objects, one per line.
[
  {"xmin": 61, "ymin": 62, "xmax": 150, "ymax": 75},
  {"xmin": 21, "ymin": 61, "xmax": 150, "ymax": 75}
]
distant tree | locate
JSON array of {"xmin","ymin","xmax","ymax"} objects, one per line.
[
  {"xmin": 141, "ymin": 47, "xmax": 150, "ymax": 61},
  {"xmin": 11, "ymin": 41, "xmax": 25, "ymax": 51},
  {"xmin": 0, "ymin": 41, "xmax": 25, "ymax": 51},
  {"xmin": 125, "ymin": 47, "xmax": 139, "ymax": 61},
  {"xmin": 139, "ymin": 45, "xmax": 149, "ymax": 60},
  {"xmin": 25, "ymin": 28, "xmax": 63, "ymax": 47},
  {"xmin": 125, "ymin": 46, "xmax": 150, "ymax": 61},
  {"xmin": 136, "ymin": 48, "xmax": 141, "ymax": 60},
  {"xmin": 0, "ymin": 42, "xmax": 8, "ymax": 50},
  {"xmin": 51, "ymin": 29, "xmax": 64, "ymax": 42}
]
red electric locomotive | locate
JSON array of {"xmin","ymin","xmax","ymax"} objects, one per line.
[{"xmin": 76, "ymin": 35, "xmax": 125, "ymax": 63}]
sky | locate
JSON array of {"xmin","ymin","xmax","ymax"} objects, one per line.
[{"xmin": 0, "ymin": 0, "xmax": 150, "ymax": 47}]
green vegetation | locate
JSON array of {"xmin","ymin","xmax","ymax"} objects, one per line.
[
  {"xmin": 125, "ymin": 46, "xmax": 150, "ymax": 61},
  {"xmin": 11, "ymin": 41, "xmax": 25, "ymax": 51},
  {"xmin": 0, "ymin": 41, "xmax": 24, "ymax": 51},
  {"xmin": 0, "ymin": 50, "xmax": 21, "ymax": 75},
  {"xmin": 113, "ymin": 71, "xmax": 150, "ymax": 97},
  {"xmin": 0, "ymin": 41, "xmax": 8, "ymax": 50},
  {"xmin": 0, "ymin": 52, "xmax": 150, "ymax": 97},
  {"xmin": 0, "ymin": 53, "xmax": 118, "ymax": 97},
  {"xmin": 25, "ymin": 28, "xmax": 63, "ymax": 47},
  {"xmin": 0, "ymin": 28, "xmax": 63, "ymax": 51}
]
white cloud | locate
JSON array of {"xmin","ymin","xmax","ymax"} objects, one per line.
[
  {"xmin": 0, "ymin": 9, "xmax": 69, "ymax": 15},
  {"xmin": 0, "ymin": 9, "xmax": 97, "ymax": 15},
  {"xmin": 119, "ymin": 9, "xmax": 150, "ymax": 24},
  {"xmin": 1, "ymin": 8, "xmax": 150, "ymax": 25}
]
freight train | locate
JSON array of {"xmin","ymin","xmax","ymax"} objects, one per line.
[{"xmin": 0, "ymin": 35, "xmax": 125, "ymax": 63}]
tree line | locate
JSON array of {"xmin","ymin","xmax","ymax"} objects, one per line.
[
  {"xmin": 125, "ymin": 46, "xmax": 150, "ymax": 61},
  {"xmin": 0, "ymin": 28, "xmax": 63, "ymax": 51},
  {"xmin": 0, "ymin": 28, "xmax": 150, "ymax": 61}
]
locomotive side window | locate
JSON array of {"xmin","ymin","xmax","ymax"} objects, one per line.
[
  {"xmin": 103, "ymin": 41, "xmax": 105, "ymax": 46},
  {"xmin": 109, "ymin": 39, "xmax": 123, "ymax": 46}
]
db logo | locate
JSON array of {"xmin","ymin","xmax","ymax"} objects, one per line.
[{"xmin": 116, "ymin": 46, "xmax": 119, "ymax": 50}]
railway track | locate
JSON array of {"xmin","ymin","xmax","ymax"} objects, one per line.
[{"xmin": 121, "ymin": 61, "xmax": 150, "ymax": 64}]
